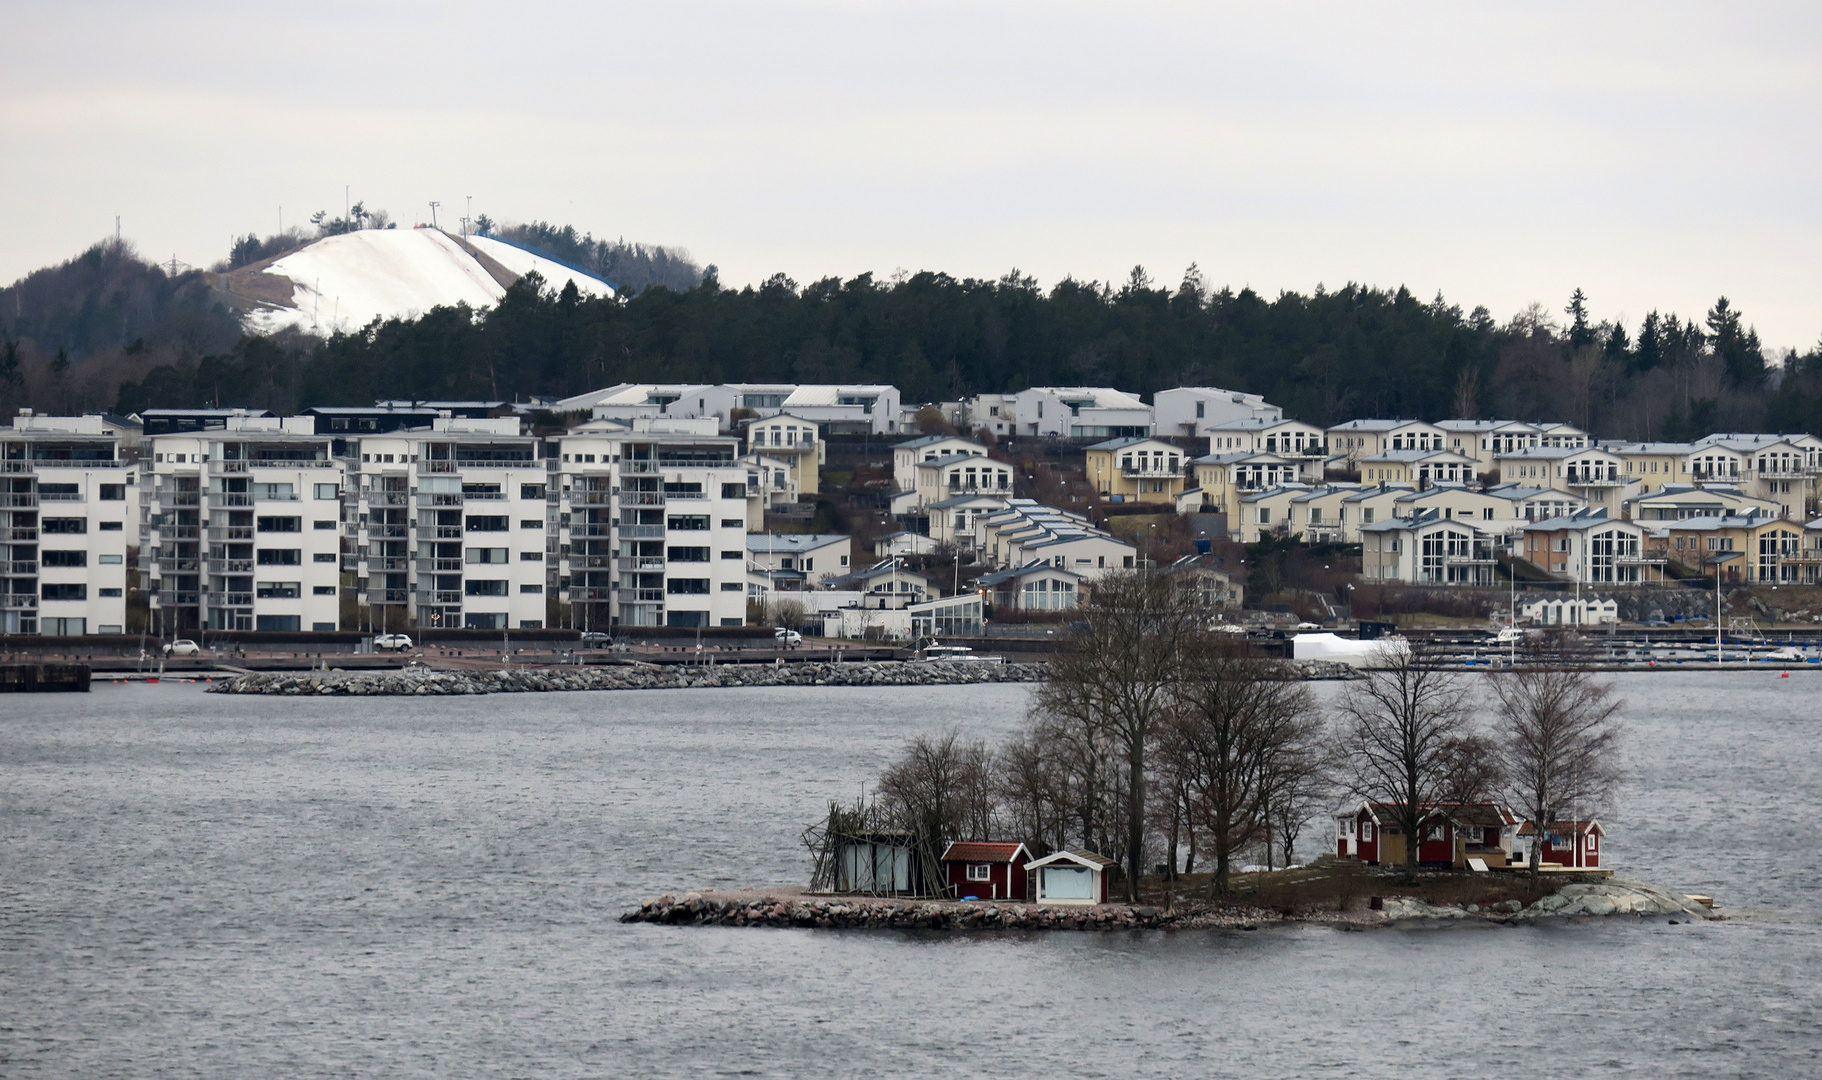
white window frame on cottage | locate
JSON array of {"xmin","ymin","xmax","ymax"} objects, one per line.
[{"xmin": 966, "ymin": 864, "xmax": 992, "ymax": 882}]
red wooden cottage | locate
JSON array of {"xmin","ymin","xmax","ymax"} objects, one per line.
[
  {"xmin": 1334, "ymin": 802, "xmax": 1519, "ymax": 869},
  {"xmin": 938, "ymin": 841, "xmax": 1032, "ymax": 901},
  {"xmin": 1522, "ymin": 820, "xmax": 1605, "ymax": 869}
]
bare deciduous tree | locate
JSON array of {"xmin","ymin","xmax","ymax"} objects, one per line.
[
  {"xmin": 875, "ymin": 729, "xmax": 999, "ymax": 848},
  {"xmin": 1336, "ymin": 643, "xmax": 1480, "ymax": 882},
  {"xmin": 1158, "ymin": 640, "xmax": 1318, "ymax": 895},
  {"xmin": 1032, "ymin": 571, "xmax": 1201, "ymax": 900},
  {"xmin": 1489, "ymin": 661, "xmax": 1623, "ymax": 878}
]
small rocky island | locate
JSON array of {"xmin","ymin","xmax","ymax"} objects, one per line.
[{"xmin": 622, "ymin": 876, "xmax": 1717, "ymax": 932}]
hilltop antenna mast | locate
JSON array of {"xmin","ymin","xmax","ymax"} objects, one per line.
[
  {"xmin": 465, "ymin": 195, "xmax": 472, "ymax": 238},
  {"xmin": 429, "ymin": 201, "xmax": 440, "ymax": 229}
]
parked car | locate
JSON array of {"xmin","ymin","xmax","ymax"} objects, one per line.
[
  {"xmin": 374, "ymin": 633, "xmax": 414, "ymax": 651},
  {"xmin": 162, "ymin": 638, "xmax": 201, "ymax": 657},
  {"xmin": 579, "ymin": 631, "xmax": 613, "ymax": 647},
  {"xmin": 775, "ymin": 628, "xmax": 803, "ymax": 648}
]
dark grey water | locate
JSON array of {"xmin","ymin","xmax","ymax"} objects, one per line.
[{"xmin": 3, "ymin": 673, "xmax": 1820, "ymax": 1078}]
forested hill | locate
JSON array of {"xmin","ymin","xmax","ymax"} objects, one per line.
[{"xmin": 103, "ymin": 268, "xmax": 1822, "ymax": 441}]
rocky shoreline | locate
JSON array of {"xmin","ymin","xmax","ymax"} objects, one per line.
[
  {"xmin": 204, "ymin": 658, "xmax": 1366, "ymax": 695},
  {"xmin": 621, "ymin": 879, "xmax": 1718, "ymax": 932}
]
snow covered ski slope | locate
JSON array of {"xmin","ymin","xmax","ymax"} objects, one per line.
[{"xmin": 234, "ymin": 228, "xmax": 613, "ymax": 335}]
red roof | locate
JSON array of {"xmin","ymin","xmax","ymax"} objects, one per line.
[{"xmin": 940, "ymin": 841, "xmax": 1028, "ymax": 863}]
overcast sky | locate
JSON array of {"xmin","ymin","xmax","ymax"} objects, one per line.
[{"xmin": 3, "ymin": 2, "xmax": 1818, "ymax": 349}]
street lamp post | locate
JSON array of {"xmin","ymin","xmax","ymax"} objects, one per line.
[{"xmin": 1706, "ymin": 551, "xmax": 1744, "ymax": 663}]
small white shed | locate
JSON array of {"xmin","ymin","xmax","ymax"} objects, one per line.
[{"xmin": 1024, "ymin": 849, "xmax": 1114, "ymax": 906}]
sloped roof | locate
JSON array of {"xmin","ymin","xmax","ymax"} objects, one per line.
[{"xmin": 940, "ymin": 841, "xmax": 1030, "ymax": 863}]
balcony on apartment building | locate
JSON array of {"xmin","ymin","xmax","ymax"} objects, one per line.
[{"xmin": 1566, "ymin": 470, "xmax": 1627, "ymax": 487}]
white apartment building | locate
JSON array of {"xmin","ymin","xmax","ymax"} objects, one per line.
[
  {"xmin": 2, "ymin": 412, "xmax": 135, "ymax": 636},
  {"xmin": 555, "ymin": 426, "xmax": 751, "ymax": 629},
  {"xmin": 343, "ymin": 417, "xmax": 551, "ymax": 632},
  {"xmin": 142, "ymin": 416, "xmax": 344, "ymax": 634},
  {"xmin": 1153, "ymin": 387, "xmax": 1283, "ymax": 436}
]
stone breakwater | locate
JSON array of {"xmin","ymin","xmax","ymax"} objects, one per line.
[
  {"xmin": 620, "ymin": 892, "xmax": 1184, "ymax": 931},
  {"xmin": 205, "ymin": 660, "xmax": 1051, "ymax": 696}
]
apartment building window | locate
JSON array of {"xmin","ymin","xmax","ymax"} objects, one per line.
[
  {"xmin": 258, "ymin": 516, "xmax": 301, "ymax": 532},
  {"xmin": 257, "ymin": 549, "xmax": 301, "ymax": 565},
  {"xmin": 466, "ymin": 515, "xmax": 509, "ymax": 532},
  {"xmin": 42, "ymin": 583, "xmax": 88, "ymax": 601},
  {"xmin": 520, "ymin": 551, "xmax": 542, "ymax": 561},
  {"xmin": 666, "ymin": 578, "xmax": 710, "ymax": 594},
  {"xmin": 256, "ymin": 615, "xmax": 300, "ymax": 632},
  {"xmin": 256, "ymin": 582, "xmax": 301, "ymax": 598},
  {"xmin": 99, "ymin": 521, "xmax": 123, "ymax": 531},
  {"xmin": 100, "ymin": 484, "xmax": 126, "ymax": 501},
  {"xmin": 720, "ymin": 550, "xmax": 742, "ymax": 560},
  {"xmin": 464, "ymin": 580, "xmax": 509, "ymax": 596},
  {"xmin": 313, "ymin": 553, "xmax": 336, "ymax": 562},
  {"xmin": 313, "ymin": 586, "xmax": 337, "ymax": 596},
  {"xmin": 721, "ymin": 518, "xmax": 744, "ymax": 528},
  {"xmin": 520, "ymin": 584, "xmax": 543, "ymax": 594},
  {"xmin": 721, "ymin": 483, "xmax": 746, "ymax": 499},
  {"xmin": 99, "ymin": 588, "xmax": 123, "ymax": 597},
  {"xmin": 467, "ymin": 548, "xmax": 509, "ymax": 564},
  {"xmin": 313, "ymin": 520, "xmax": 337, "ymax": 530},
  {"xmin": 668, "ymin": 515, "xmax": 710, "ymax": 531},
  {"xmin": 314, "ymin": 484, "xmax": 339, "ymax": 500},
  {"xmin": 520, "ymin": 519, "xmax": 542, "ymax": 529},
  {"xmin": 41, "ymin": 550, "xmax": 88, "ymax": 567},
  {"xmin": 521, "ymin": 484, "xmax": 546, "ymax": 500},
  {"xmin": 42, "ymin": 517, "xmax": 86, "ymax": 534},
  {"xmin": 667, "ymin": 547, "xmax": 710, "ymax": 562},
  {"xmin": 720, "ymin": 582, "xmax": 742, "ymax": 591}
]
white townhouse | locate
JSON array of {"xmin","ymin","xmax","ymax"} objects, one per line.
[
  {"xmin": 2, "ymin": 412, "xmax": 136, "ymax": 636},
  {"xmin": 1691, "ymin": 434, "xmax": 1822, "ymax": 518},
  {"xmin": 746, "ymin": 533, "xmax": 852, "ymax": 586},
  {"xmin": 143, "ymin": 415, "xmax": 346, "ymax": 635},
  {"xmin": 741, "ymin": 451, "xmax": 801, "ymax": 509},
  {"xmin": 1361, "ymin": 509, "xmax": 1500, "ymax": 587},
  {"xmin": 1233, "ymin": 484, "xmax": 1313, "ymax": 542},
  {"xmin": 1600, "ymin": 441, "xmax": 1697, "ymax": 496},
  {"xmin": 554, "ymin": 422, "xmax": 754, "ymax": 630},
  {"xmin": 1200, "ymin": 418, "xmax": 1328, "ymax": 483},
  {"xmin": 1340, "ymin": 483, "xmax": 1418, "ymax": 538},
  {"xmin": 1520, "ymin": 510, "xmax": 1652, "ymax": 584},
  {"xmin": 926, "ymin": 493, "xmax": 1010, "ymax": 550},
  {"xmin": 1496, "ymin": 446, "xmax": 1634, "ymax": 510},
  {"xmin": 1435, "ymin": 420, "xmax": 1545, "ymax": 472},
  {"xmin": 1007, "ymin": 387, "xmax": 1153, "ymax": 438},
  {"xmin": 1357, "ymin": 448, "xmax": 1478, "ymax": 489},
  {"xmin": 1622, "ymin": 483, "xmax": 1777, "ymax": 524},
  {"xmin": 1325, "ymin": 420, "xmax": 1447, "ymax": 469},
  {"xmin": 744, "ymin": 413, "xmax": 823, "ymax": 497},
  {"xmin": 1190, "ymin": 452, "xmax": 1305, "ymax": 528},
  {"xmin": 892, "ymin": 435, "xmax": 990, "ymax": 496},
  {"xmin": 905, "ymin": 454, "xmax": 1014, "ymax": 514},
  {"xmin": 1152, "ymin": 387, "xmax": 1283, "ymax": 436},
  {"xmin": 1287, "ymin": 484, "xmax": 1364, "ymax": 544},
  {"xmin": 342, "ymin": 416, "xmax": 551, "ymax": 633},
  {"xmin": 975, "ymin": 501, "xmax": 1135, "ymax": 576},
  {"xmin": 962, "ymin": 393, "xmax": 1014, "ymax": 437}
]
